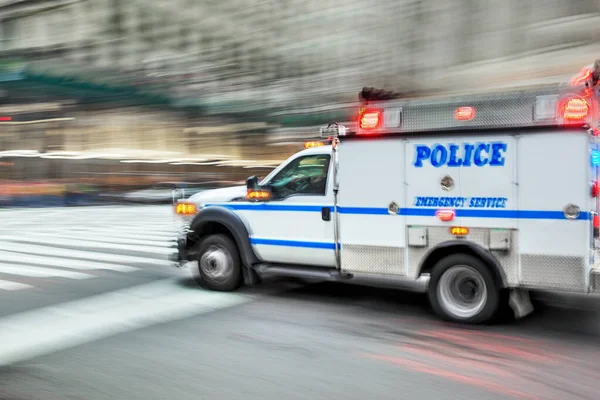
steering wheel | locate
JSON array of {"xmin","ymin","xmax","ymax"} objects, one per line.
[{"xmin": 289, "ymin": 176, "xmax": 311, "ymax": 191}]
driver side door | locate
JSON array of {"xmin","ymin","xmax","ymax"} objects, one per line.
[{"xmin": 242, "ymin": 153, "xmax": 336, "ymax": 267}]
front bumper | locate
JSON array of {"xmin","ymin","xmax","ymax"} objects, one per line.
[
  {"xmin": 171, "ymin": 217, "xmax": 195, "ymax": 267},
  {"xmin": 170, "ymin": 235, "xmax": 188, "ymax": 267},
  {"xmin": 173, "ymin": 232, "xmax": 200, "ymax": 266}
]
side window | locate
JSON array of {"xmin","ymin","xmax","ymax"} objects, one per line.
[{"xmin": 268, "ymin": 154, "xmax": 331, "ymax": 199}]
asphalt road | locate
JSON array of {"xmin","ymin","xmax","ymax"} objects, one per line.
[{"xmin": 0, "ymin": 206, "xmax": 599, "ymax": 400}]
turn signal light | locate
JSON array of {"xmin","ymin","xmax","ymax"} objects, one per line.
[
  {"xmin": 175, "ymin": 202, "xmax": 198, "ymax": 216},
  {"xmin": 450, "ymin": 226, "xmax": 469, "ymax": 236},
  {"xmin": 246, "ymin": 190, "xmax": 271, "ymax": 201}
]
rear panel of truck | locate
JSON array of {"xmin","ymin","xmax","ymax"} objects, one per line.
[{"xmin": 516, "ymin": 130, "xmax": 590, "ymax": 291}]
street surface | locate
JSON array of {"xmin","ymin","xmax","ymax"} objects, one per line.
[{"xmin": 0, "ymin": 205, "xmax": 599, "ymax": 399}]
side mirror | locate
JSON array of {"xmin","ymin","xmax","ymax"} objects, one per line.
[
  {"xmin": 245, "ymin": 175, "xmax": 271, "ymax": 202},
  {"xmin": 246, "ymin": 175, "xmax": 259, "ymax": 190}
]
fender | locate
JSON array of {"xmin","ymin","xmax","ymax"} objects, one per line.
[
  {"xmin": 189, "ymin": 206, "xmax": 260, "ymax": 268},
  {"xmin": 417, "ymin": 240, "xmax": 507, "ymax": 288}
]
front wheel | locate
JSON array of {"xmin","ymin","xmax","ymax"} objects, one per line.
[
  {"xmin": 428, "ymin": 254, "xmax": 500, "ymax": 324},
  {"xmin": 191, "ymin": 234, "xmax": 243, "ymax": 292}
]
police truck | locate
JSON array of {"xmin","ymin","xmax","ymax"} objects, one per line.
[{"xmin": 173, "ymin": 61, "xmax": 600, "ymax": 324}]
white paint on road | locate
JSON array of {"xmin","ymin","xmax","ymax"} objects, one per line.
[
  {"xmin": 0, "ymin": 278, "xmax": 254, "ymax": 367},
  {"xmin": 0, "ymin": 279, "xmax": 33, "ymax": 291},
  {"xmin": 0, "ymin": 251, "xmax": 140, "ymax": 273},
  {"xmin": 0, "ymin": 235, "xmax": 175, "ymax": 255},
  {"xmin": 0, "ymin": 205, "xmax": 177, "ymax": 292},
  {"xmin": 0, "ymin": 264, "xmax": 94, "ymax": 279},
  {"xmin": 32, "ymin": 231, "xmax": 176, "ymax": 246},
  {"xmin": 0, "ymin": 243, "xmax": 172, "ymax": 267}
]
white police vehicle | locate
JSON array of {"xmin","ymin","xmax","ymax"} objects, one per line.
[{"xmin": 174, "ymin": 61, "xmax": 600, "ymax": 324}]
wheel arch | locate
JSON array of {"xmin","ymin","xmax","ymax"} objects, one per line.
[
  {"xmin": 418, "ymin": 241, "xmax": 506, "ymax": 289},
  {"xmin": 188, "ymin": 206, "xmax": 260, "ymax": 268}
]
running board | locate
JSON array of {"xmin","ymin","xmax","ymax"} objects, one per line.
[
  {"xmin": 253, "ymin": 264, "xmax": 353, "ymax": 281},
  {"xmin": 252, "ymin": 263, "xmax": 429, "ymax": 293}
]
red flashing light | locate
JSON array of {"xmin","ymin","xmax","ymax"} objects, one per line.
[
  {"xmin": 592, "ymin": 181, "xmax": 600, "ymax": 197},
  {"xmin": 570, "ymin": 67, "xmax": 593, "ymax": 87},
  {"xmin": 0, "ymin": 117, "xmax": 12, "ymax": 121},
  {"xmin": 559, "ymin": 97, "xmax": 590, "ymax": 123},
  {"xmin": 454, "ymin": 107, "xmax": 476, "ymax": 121},
  {"xmin": 359, "ymin": 109, "xmax": 382, "ymax": 131},
  {"xmin": 594, "ymin": 214, "xmax": 600, "ymax": 228},
  {"xmin": 436, "ymin": 209, "xmax": 456, "ymax": 222}
]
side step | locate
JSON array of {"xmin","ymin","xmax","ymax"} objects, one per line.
[{"xmin": 253, "ymin": 264, "xmax": 353, "ymax": 281}]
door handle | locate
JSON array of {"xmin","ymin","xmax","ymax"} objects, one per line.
[{"xmin": 322, "ymin": 207, "xmax": 331, "ymax": 221}]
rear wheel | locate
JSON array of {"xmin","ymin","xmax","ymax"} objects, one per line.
[
  {"xmin": 428, "ymin": 254, "xmax": 500, "ymax": 324},
  {"xmin": 191, "ymin": 234, "xmax": 243, "ymax": 292}
]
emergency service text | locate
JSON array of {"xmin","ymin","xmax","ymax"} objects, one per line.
[{"xmin": 414, "ymin": 196, "xmax": 508, "ymax": 208}]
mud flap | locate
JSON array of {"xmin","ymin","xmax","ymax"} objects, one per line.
[
  {"xmin": 243, "ymin": 266, "xmax": 262, "ymax": 286},
  {"xmin": 509, "ymin": 289, "xmax": 534, "ymax": 319}
]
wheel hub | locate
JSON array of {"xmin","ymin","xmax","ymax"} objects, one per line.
[
  {"xmin": 458, "ymin": 278, "xmax": 478, "ymax": 299},
  {"xmin": 200, "ymin": 246, "xmax": 232, "ymax": 281},
  {"xmin": 438, "ymin": 265, "xmax": 488, "ymax": 319}
]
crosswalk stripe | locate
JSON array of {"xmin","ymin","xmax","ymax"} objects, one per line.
[
  {"xmin": 20, "ymin": 232, "xmax": 175, "ymax": 247},
  {"xmin": 0, "ymin": 235, "xmax": 176, "ymax": 256},
  {"xmin": 54, "ymin": 228, "xmax": 177, "ymax": 241},
  {"xmin": 0, "ymin": 243, "xmax": 173, "ymax": 266},
  {"xmin": 0, "ymin": 250, "xmax": 141, "ymax": 272},
  {"xmin": 0, "ymin": 264, "xmax": 94, "ymax": 279},
  {"xmin": 0, "ymin": 279, "xmax": 33, "ymax": 291},
  {"xmin": 26, "ymin": 226, "xmax": 178, "ymax": 236},
  {"xmin": 0, "ymin": 206, "xmax": 180, "ymax": 290},
  {"xmin": 33, "ymin": 224, "xmax": 177, "ymax": 238},
  {"xmin": 0, "ymin": 278, "xmax": 254, "ymax": 367}
]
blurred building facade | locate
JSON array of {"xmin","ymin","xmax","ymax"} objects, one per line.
[
  {"xmin": 1, "ymin": 0, "xmax": 599, "ymax": 99},
  {"xmin": 0, "ymin": 0, "xmax": 599, "ymax": 186}
]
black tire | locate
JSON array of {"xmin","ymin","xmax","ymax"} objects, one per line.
[
  {"xmin": 191, "ymin": 234, "xmax": 243, "ymax": 292},
  {"xmin": 428, "ymin": 253, "xmax": 500, "ymax": 324}
]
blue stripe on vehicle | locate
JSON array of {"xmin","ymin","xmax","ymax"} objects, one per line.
[
  {"xmin": 206, "ymin": 203, "xmax": 324, "ymax": 212},
  {"xmin": 250, "ymin": 238, "xmax": 336, "ymax": 249},
  {"xmin": 337, "ymin": 206, "xmax": 389, "ymax": 215},
  {"xmin": 205, "ymin": 203, "xmax": 589, "ymax": 220}
]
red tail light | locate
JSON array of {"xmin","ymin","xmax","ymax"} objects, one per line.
[
  {"xmin": 359, "ymin": 109, "xmax": 382, "ymax": 130},
  {"xmin": 436, "ymin": 209, "xmax": 456, "ymax": 222}
]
